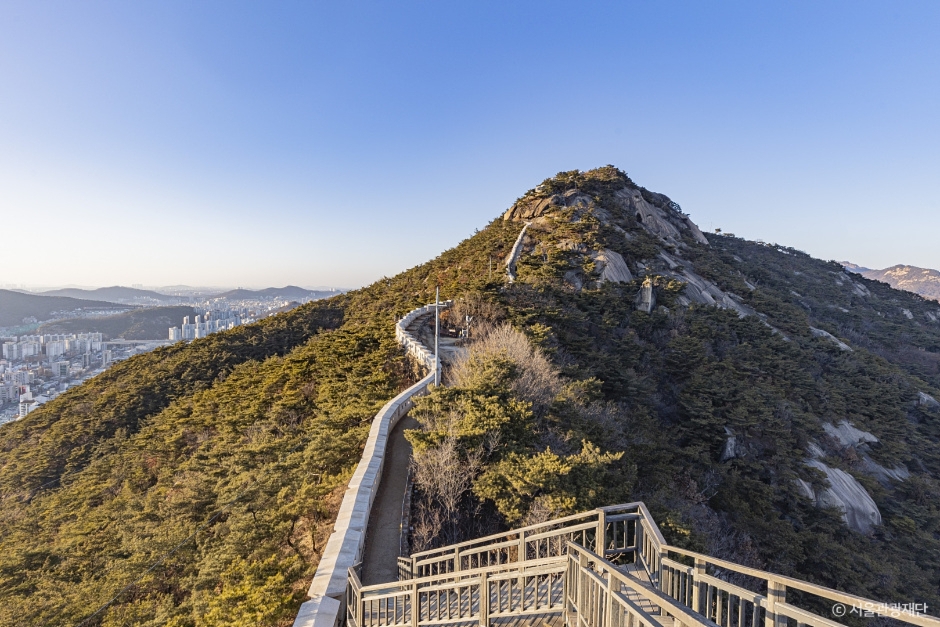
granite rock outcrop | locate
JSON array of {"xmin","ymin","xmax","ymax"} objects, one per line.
[
  {"xmin": 501, "ymin": 176, "xmax": 759, "ymax": 321},
  {"xmin": 810, "ymin": 327, "xmax": 853, "ymax": 352},
  {"xmin": 635, "ymin": 277, "xmax": 656, "ymax": 313},
  {"xmin": 919, "ymin": 391, "xmax": 940, "ymax": 409},
  {"xmin": 799, "ymin": 461, "xmax": 883, "ymax": 534},
  {"xmin": 593, "ymin": 249, "xmax": 633, "ymax": 284}
]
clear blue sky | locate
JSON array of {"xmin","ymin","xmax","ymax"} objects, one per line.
[{"xmin": 1, "ymin": 1, "xmax": 938, "ymax": 289}]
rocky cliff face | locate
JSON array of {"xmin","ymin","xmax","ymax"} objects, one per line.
[{"xmin": 504, "ymin": 183, "xmax": 708, "ymax": 248}]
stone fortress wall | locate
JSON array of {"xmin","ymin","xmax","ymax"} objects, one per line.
[{"xmin": 293, "ymin": 301, "xmax": 449, "ymax": 627}]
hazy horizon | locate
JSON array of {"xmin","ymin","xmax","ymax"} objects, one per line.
[
  {"xmin": 3, "ymin": 284, "xmax": 348, "ymax": 294},
  {"xmin": 6, "ymin": 259, "xmax": 939, "ymax": 297},
  {"xmin": 2, "ymin": 1, "xmax": 937, "ymax": 288}
]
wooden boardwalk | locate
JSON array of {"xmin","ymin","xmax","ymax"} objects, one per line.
[
  {"xmin": 618, "ymin": 562, "xmax": 659, "ymax": 614},
  {"xmin": 350, "ymin": 503, "xmax": 940, "ymax": 627},
  {"xmin": 416, "ymin": 616, "xmax": 563, "ymax": 627},
  {"xmin": 357, "ymin": 567, "xmax": 565, "ymax": 627}
]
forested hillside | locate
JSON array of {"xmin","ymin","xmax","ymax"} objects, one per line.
[
  {"xmin": 503, "ymin": 169, "xmax": 940, "ymax": 608},
  {"xmin": 0, "ymin": 220, "xmax": 523, "ymax": 626},
  {"xmin": 1, "ymin": 167, "xmax": 938, "ymax": 626},
  {"xmin": 406, "ymin": 167, "xmax": 940, "ymax": 615}
]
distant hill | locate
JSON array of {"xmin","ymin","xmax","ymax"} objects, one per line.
[
  {"xmin": 211, "ymin": 285, "xmax": 338, "ymax": 300},
  {"xmin": 37, "ymin": 306, "xmax": 196, "ymax": 340},
  {"xmin": 30, "ymin": 285, "xmax": 343, "ymax": 304},
  {"xmin": 0, "ymin": 289, "xmax": 127, "ymax": 328},
  {"xmin": 840, "ymin": 261, "xmax": 871, "ymax": 274},
  {"xmin": 37, "ymin": 285, "xmax": 178, "ymax": 304},
  {"xmin": 842, "ymin": 263, "xmax": 940, "ymax": 302}
]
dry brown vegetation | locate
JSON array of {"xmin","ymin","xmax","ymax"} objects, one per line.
[{"xmin": 408, "ymin": 321, "xmax": 624, "ymax": 550}]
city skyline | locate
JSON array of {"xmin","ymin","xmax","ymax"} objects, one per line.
[{"xmin": 2, "ymin": 1, "xmax": 938, "ymax": 288}]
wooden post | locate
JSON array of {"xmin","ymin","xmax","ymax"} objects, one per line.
[
  {"xmin": 518, "ymin": 529, "xmax": 526, "ymax": 563},
  {"xmin": 596, "ymin": 509, "xmax": 607, "ymax": 557},
  {"xmin": 765, "ymin": 581, "xmax": 785, "ymax": 627},
  {"xmin": 658, "ymin": 547, "xmax": 667, "ymax": 590},
  {"xmin": 411, "ymin": 577, "xmax": 419, "ymax": 627},
  {"xmin": 635, "ymin": 523, "xmax": 644, "ymax": 569},
  {"xmin": 564, "ymin": 553, "xmax": 571, "ymax": 613},
  {"xmin": 604, "ymin": 565, "xmax": 614, "ymax": 627},
  {"xmin": 479, "ymin": 571, "xmax": 489, "ymax": 626},
  {"xmin": 578, "ymin": 551, "xmax": 589, "ymax": 617},
  {"xmin": 453, "ymin": 547, "xmax": 461, "ymax": 573},
  {"xmin": 691, "ymin": 558, "xmax": 706, "ymax": 613}
]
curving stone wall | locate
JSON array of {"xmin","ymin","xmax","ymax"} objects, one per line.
[
  {"xmin": 504, "ymin": 222, "xmax": 531, "ymax": 284},
  {"xmin": 395, "ymin": 302, "xmax": 450, "ymax": 372},
  {"xmin": 293, "ymin": 303, "xmax": 448, "ymax": 627}
]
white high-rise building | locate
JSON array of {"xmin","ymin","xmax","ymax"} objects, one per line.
[
  {"xmin": 0, "ymin": 384, "xmax": 17, "ymax": 403},
  {"xmin": 13, "ymin": 371, "xmax": 32, "ymax": 385},
  {"xmin": 170, "ymin": 310, "xmax": 246, "ymax": 342},
  {"xmin": 18, "ymin": 389, "xmax": 34, "ymax": 417},
  {"xmin": 45, "ymin": 341, "xmax": 67, "ymax": 359}
]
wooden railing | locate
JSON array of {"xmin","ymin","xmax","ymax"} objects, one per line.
[
  {"xmin": 396, "ymin": 556, "xmax": 412, "ymax": 583},
  {"xmin": 567, "ymin": 542, "xmax": 716, "ymax": 627},
  {"xmin": 349, "ymin": 503, "xmax": 940, "ymax": 627},
  {"xmin": 401, "ymin": 503, "xmax": 644, "ymax": 580},
  {"xmin": 654, "ymin": 541, "xmax": 940, "ymax": 627},
  {"xmin": 348, "ymin": 556, "xmax": 567, "ymax": 627}
]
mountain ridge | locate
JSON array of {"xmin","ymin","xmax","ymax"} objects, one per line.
[
  {"xmin": 0, "ymin": 289, "xmax": 129, "ymax": 328},
  {"xmin": 1, "ymin": 166, "xmax": 938, "ymax": 625},
  {"xmin": 856, "ymin": 264, "xmax": 940, "ymax": 302},
  {"xmin": 29, "ymin": 284, "xmax": 344, "ymax": 303},
  {"xmin": 36, "ymin": 285, "xmax": 174, "ymax": 303},
  {"xmin": 211, "ymin": 285, "xmax": 339, "ymax": 300}
]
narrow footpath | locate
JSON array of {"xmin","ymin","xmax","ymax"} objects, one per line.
[
  {"xmin": 360, "ymin": 414, "xmax": 418, "ymax": 585},
  {"xmin": 359, "ymin": 310, "xmax": 464, "ymax": 585}
]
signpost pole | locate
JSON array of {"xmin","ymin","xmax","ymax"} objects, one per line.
[{"xmin": 434, "ymin": 287, "xmax": 440, "ymax": 386}]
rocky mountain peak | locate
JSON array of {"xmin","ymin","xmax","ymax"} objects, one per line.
[
  {"xmin": 502, "ymin": 167, "xmax": 709, "ymax": 249},
  {"xmin": 500, "ymin": 167, "xmax": 751, "ymax": 316}
]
